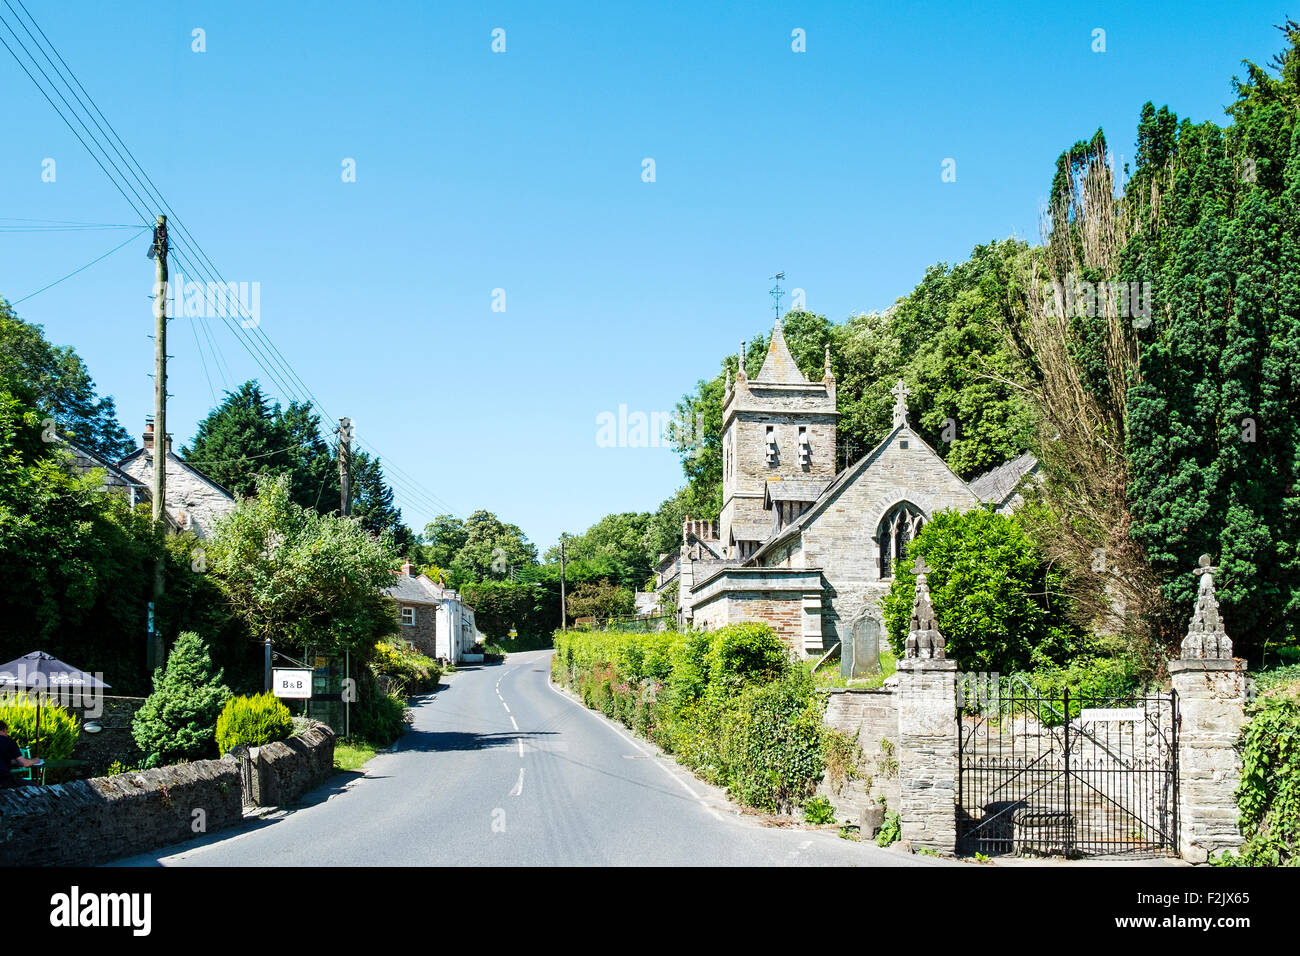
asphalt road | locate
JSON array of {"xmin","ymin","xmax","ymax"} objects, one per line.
[{"xmin": 114, "ymin": 650, "xmax": 944, "ymax": 867}]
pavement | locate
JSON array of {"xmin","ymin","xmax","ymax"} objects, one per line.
[{"xmin": 111, "ymin": 649, "xmax": 947, "ymax": 867}]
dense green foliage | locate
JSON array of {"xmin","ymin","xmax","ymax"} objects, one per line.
[
  {"xmin": 416, "ymin": 510, "xmax": 538, "ymax": 587},
  {"xmin": 565, "ymin": 579, "xmax": 635, "ymax": 623},
  {"xmin": 0, "ymin": 300, "xmax": 132, "ymax": 459},
  {"xmin": 371, "ymin": 641, "xmax": 443, "ymax": 694},
  {"xmin": 1122, "ymin": 23, "xmax": 1300, "ymax": 660},
  {"xmin": 132, "ymin": 631, "xmax": 231, "ymax": 767},
  {"xmin": 552, "ymin": 624, "xmax": 827, "ymax": 813},
  {"xmin": 0, "ymin": 692, "xmax": 80, "ymax": 760},
  {"xmin": 1217, "ymin": 686, "xmax": 1300, "ymax": 866},
  {"xmin": 215, "ymin": 692, "xmax": 294, "ymax": 754},
  {"xmin": 543, "ymin": 512, "xmax": 652, "ymax": 591},
  {"xmin": 204, "ymin": 473, "xmax": 398, "ymax": 657},
  {"xmin": 882, "ymin": 508, "xmax": 1078, "ymax": 673}
]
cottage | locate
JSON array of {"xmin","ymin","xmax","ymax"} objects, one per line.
[
  {"xmin": 116, "ymin": 420, "xmax": 236, "ymax": 539},
  {"xmin": 385, "ymin": 561, "xmax": 484, "ymax": 665}
]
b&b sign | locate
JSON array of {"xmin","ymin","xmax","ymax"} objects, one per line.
[{"xmin": 273, "ymin": 668, "xmax": 312, "ymax": 699}]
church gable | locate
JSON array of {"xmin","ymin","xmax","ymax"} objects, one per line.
[{"xmin": 754, "ymin": 420, "xmax": 979, "ymax": 584}]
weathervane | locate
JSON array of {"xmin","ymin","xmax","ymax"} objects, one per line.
[{"xmin": 768, "ymin": 272, "xmax": 786, "ymax": 323}]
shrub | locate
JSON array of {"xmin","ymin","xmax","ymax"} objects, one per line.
[
  {"xmin": 1214, "ymin": 688, "xmax": 1300, "ymax": 866},
  {"xmin": 0, "ymin": 692, "xmax": 80, "ymax": 761},
  {"xmin": 132, "ymin": 631, "xmax": 230, "ymax": 768},
  {"xmin": 555, "ymin": 624, "xmax": 835, "ymax": 815},
  {"xmin": 876, "ymin": 811, "xmax": 902, "ymax": 847},
  {"xmin": 216, "ymin": 692, "xmax": 294, "ymax": 754},
  {"xmin": 371, "ymin": 642, "xmax": 442, "ymax": 694},
  {"xmin": 881, "ymin": 508, "xmax": 1078, "ymax": 673}
]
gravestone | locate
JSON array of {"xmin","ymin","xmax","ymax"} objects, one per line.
[{"xmin": 842, "ymin": 615, "xmax": 882, "ymax": 679}]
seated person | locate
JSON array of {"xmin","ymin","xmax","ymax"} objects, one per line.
[{"xmin": 0, "ymin": 720, "xmax": 41, "ymax": 786}]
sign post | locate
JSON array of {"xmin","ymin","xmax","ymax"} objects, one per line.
[{"xmin": 271, "ymin": 668, "xmax": 312, "ymax": 699}]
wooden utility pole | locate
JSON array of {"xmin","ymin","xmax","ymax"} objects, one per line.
[
  {"xmin": 148, "ymin": 215, "xmax": 168, "ymax": 672},
  {"xmin": 338, "ymin": 417, "xmax": 353, "ymax": 516},
  {"xmin": 559, "ymin": 534, "xmax": 567, "ymax": 631}
]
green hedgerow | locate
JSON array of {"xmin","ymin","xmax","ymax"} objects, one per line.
[
  {"xmin": 216, "ymin": 692, "xmax": 294, "ymax": 754},
  {"xmin": 1214, "ymin": 688, "xmax": 1300, "ymax": 866}
]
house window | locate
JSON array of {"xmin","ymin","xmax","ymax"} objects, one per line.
[
  {"xmin": 798, "ymin": 426, "xmax": 810, "ymax": 466},
  {"xmin": 878, "ymin": 502, "xmax": 925, "ymax": 579},
  {"xmin": 765, "ymin": 425, "xmax": 777, "ymax": 465},
  {"xmin": 401, "ymin": 606, "xmax": 416, "ymax": 626}
]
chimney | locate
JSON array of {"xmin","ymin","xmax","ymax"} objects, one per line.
[
  {"xmin": 401, "ymin": 559, "xmax": 414, "ymax": 577},
  {"xmin": 143, "ymin": 419, "xmax": 155, "ymax": 452}
]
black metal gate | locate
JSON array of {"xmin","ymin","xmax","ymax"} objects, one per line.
[{"xmin": 956, "ymin": 676, "xmax": 1178, "ymax": 858}]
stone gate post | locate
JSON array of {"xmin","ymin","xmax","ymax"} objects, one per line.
[
  {"xmin": 896, "ymin": 557, "xmax": 958, "ymax": 853},
  {"xmin": 1168, "ymin": 555, "xmax": 1246, "ymax": 863}
]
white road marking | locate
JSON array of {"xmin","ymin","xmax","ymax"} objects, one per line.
[
  {"xmin": 510, "ymin": 767, "xmax": 525, "ymax": 796},
  {"xmin": 502, "ymin": 701, "xmax": 511, "ymax": 713},
  {"xmin": 518, "ymin": 737, "xmax": 524, "ymax": 757},
  {"xmin": 510, "ymin": 715, "xmax": 518, "ymax": 730},
  {"xmin": 547, "ymin": 678, "xmax": 724, "ymax": 822}
]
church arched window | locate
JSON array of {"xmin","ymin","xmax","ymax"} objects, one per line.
[{"xmin": 878, "ymin": 502, "xmax": 925, "ymax": 579}]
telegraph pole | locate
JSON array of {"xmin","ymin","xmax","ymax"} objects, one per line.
[
  {"xmin": 148, "ymin": 215, "xmax": 168, "ymax": 672},
  {"xmin": 338, "ymin": 417, "xmax": 353, "ymax": 516},
  {"xmin": 559, "ymin": 534, "xmax": 567, "ymax": 631}
]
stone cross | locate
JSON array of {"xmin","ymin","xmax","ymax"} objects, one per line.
[
  {"xmin": 905, "ymin": 555, "xmax": 945, "ymax": 659},
  {"xmin": 1181, "ymin": 554, "xmax": 1233, "ymax": 660},
  {"xmin": 891, "ymin": 379, "xmax": 910, "ymax": 429}
]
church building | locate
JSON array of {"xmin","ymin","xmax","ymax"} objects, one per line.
[{"xmin": 672, "ymin": 317, "xmax": 1037, "ymax": 658}]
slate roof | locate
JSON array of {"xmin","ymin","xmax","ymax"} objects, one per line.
[
  {"xmin": 968, "ymin": 452, "xmax": 1039, "ymax": 507},
  {"xmin": 754, "ymin": 318, "xmax": 808, "ymax": 384},
  {"xmin": 763, "ymin": 478, "xmax": 833, "ymax": 506},
  {"xmin": 385, "ymin": 573, "xmax": 453, "ymax": 605},
  {"xmin": 730, "ymin": 520, "xmax": 772, "ymax": 543}
]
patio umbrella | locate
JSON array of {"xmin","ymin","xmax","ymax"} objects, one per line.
[{"xmin": 0, "ymin": 652, "xmax": 110, "ymax": 761}]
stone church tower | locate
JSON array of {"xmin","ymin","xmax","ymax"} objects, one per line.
[{"xmin": 719, "ymin": 318, "xmax": 838, "ymax": 560}]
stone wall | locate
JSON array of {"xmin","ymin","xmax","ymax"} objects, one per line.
[
  {"xmin": 398, "ymin": 602, "xmax": 438, "ymax": 657},
  {"xmin": 247, "ymin": 721, "xmax": 336, "ymax": 808},
  {"xmin": 818, "ymin": 688, "xmax": 900, "ymax": 826},
  {"xmin": 0, "ymin": 758, "xmax": 244, "ymax": 866},
  {"xmin": 0, "ymin": 720, "xmax": 337, "ymax": 866}
]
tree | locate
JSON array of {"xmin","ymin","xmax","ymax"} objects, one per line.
[
  {"xmin": 881, "ymin": 508, "xmax": 1078, "ymax": 673},
  {"xmin": 0, "ymin": 299, "xmax": 132, "ymax": 458},
  {"xmin": 566, "ymin": 579, "xmax": 636, "ymax": 623},
  {"xmin": 131, "ymin": 631, "xmax": 231, "ymax": 767},
  {"xmin": 183, "ymin": 381, "xmax": 344, "ymax": 514},
  {"xmin": 418, "ymin": 515, "xmax": 468, "ymax": 570},
  {"xmin": 545, "ymin": 512, "xmax": 651, "ymax": 590},
  {"xmin": 450, "ymin": 510, "xmax": 538, "ymax": 582},
  {"xmin": 183, "ymin": 381, "xmax": 288, "ymax": 499},
  {"xmin": 349, "ymin": 448, "xmax": 414, "ymax": 553},
  {"xmin": 1123, "ymin": 22, "xmax": 1300, "ymax": 662},
  {"xmin": 0, "ymin": 386, "xmax": 158, "ymax": 690},
  {"xmin": 204, "ymin": 473, "xmax": 399, "ymax": 656}
]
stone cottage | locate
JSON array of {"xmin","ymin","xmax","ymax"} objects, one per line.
[
  {"xmin": 385, "ymin": 562, "xmax": 484, "ymax": 665},
  {"xmin": 672, "ymin": 317, "xmax": 1038, "ymax": 657},
  {"xmin": 67, "ymin": 420, "xmax": 238, "ymax": 538}
]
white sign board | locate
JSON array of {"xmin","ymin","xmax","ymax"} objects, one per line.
[
  {"xmin": 1080, "ymin": 707, "xmax": 1144, "ymax": 723},
  {"xmin": 272, "ymin": 668, "xmax": 312, "ymax": 699}
]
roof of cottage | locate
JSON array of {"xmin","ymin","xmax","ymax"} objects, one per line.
[{"xmin": 385, "ymin": 572, "xmax": 455, "ymax": 605}]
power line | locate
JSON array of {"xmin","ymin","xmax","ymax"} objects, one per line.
[
  {"xmin": 1, "ymin": 1, "xmax": 462, "ymax": 523},
  {"xmin": 11, "ymin": 227, "xmax": 147, "ymax": 303}
]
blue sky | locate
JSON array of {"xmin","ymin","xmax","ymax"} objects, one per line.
[{"xmin": 0, "ymin": 0, "xmax": 1288, "ymax": 553}]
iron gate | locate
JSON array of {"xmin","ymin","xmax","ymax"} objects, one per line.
[{"xmin": 956, "ymin": 676, "xmax": 1178, "ymax": 857}]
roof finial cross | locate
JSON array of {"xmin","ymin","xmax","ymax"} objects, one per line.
[{"xmin": 891, "ymin": 379, "xmax": 910, "ymax": 429}]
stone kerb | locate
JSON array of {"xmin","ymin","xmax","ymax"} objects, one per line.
[
  {"xmin": 895, "ymin": 557, "xmax": 958, "ymax": 853},
  {"xmin": 1168, "ymin": 555, "xmax": 1247, "ymax": 863}
]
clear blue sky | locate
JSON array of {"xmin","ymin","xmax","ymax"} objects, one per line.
[{"xmin": 0, "ymin": 1, "xmax": 1288, "ymax": 554}]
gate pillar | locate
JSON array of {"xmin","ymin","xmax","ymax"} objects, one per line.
[
  {"xmin": 1169, "ymin": 555, "xmax": 1246, "ymax": 863},
  {"xmin": 896, "ymin": 557, "xmax": 958, "ymax": 853}
]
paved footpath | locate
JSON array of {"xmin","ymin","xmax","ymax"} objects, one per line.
[{"xmin": 113, "ymin": 650, "xmax": 947, "ymax": 867}]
